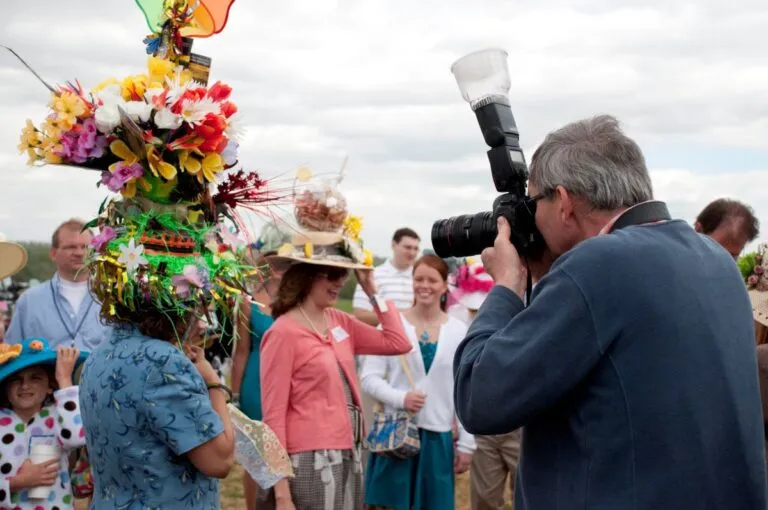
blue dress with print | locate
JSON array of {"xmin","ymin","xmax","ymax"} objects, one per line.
[
  {"xmin": 239, "ymin": 304, "xmax": 273, "ymax": 420},
  {"xmin": 79, "ymin": 327, "xmax": 224, "ymax": 509}
]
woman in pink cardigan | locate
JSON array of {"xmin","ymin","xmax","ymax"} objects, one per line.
[{"xmin": 260, "ymin": 225, "xmax": 412, "ymax": 510}]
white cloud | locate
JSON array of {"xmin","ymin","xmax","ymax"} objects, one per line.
[{"xmin": 0, "ymin": 0, "xmax": 766, "ymax": 255}]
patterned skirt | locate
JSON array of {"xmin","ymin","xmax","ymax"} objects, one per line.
[{"xmin": 261, "ymin": 367, "xmax": 363, "ymax": 510}]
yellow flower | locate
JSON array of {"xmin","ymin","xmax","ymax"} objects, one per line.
[
  {"xmin": 277, "ymin": 243, "xmax": 294, "ymax": 257},
  {"xmin": 18, "ymin": 120, "xmax": 42, "ymax": 153},
  {"xmin": 91, "ymin": 78, "xmax": 120, "ymax": 95},
  {"xmin": 121, "ymin": 74, "xmax": 149, "ymax": 101},
  {"xmin": 343, "ymin": 215, "xmax": 363, "ymax": 240},
  {"xmin": 304, "ymin": 243, "xmax": 313, "ymax": 259},
  {"xmin": 363, "ymin": 249, "xmax": 374, "ymax": 267},
  {"xmin": 178, "ymin": 149, "xmax": 202, "ymax": 175},
  {"xmin": 51, "ymin": 92, "xmax": 87, "ymax": 130},
  {"xmin": 42, "ymin": 117, "xmax": 63, "ymax": 139},
  {"xmin": 199, "ymin": 152, "xmax": 224, "ymax": 183},
  {"xmin": 296, "ymin": 167, "xmax": 313, "ymax": 182},
  {"xmin": 147, "ymin": 146, "xmax": 178, "ymax": 181},
  {"xmin": 147, "ymin": 56, "xmax": 175, "ymax": 87},
  {"xmin": 23, "ymin": 148, "xmax": 38, "ymax": 165},
  {"xmin": 42, "ymin": 145, "xmax": 63, "ymax": 164}
]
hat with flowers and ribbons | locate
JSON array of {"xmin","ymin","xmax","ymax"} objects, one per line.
[
  {"xmin": 268, "ymin": 166, "xmax": 374, "ymax": 271},
  {"xmin": 449, "ymin": 257, "xmax": 494, "ymax": 310},
  {"xmin": 741, "ymin": 244, "xmax": 768, "ymax": 327},
  {"xmin": 9, "ymin": 0, "xmax": 295, "ymax": 341},
  {"xmin": 0, "ymin": 338, "xmax": 88, "ymax": 387}
]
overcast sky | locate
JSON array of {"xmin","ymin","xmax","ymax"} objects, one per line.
[{"xmin": 1, "ymin": 0, "xmax": 767, "ymax": 255}]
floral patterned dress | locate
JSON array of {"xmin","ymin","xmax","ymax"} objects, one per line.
[
  {"xmin": 0, "ymin": 386, "xmax": 86, "ymax": 509},
  {"xmin": 79, "ymin": 327, "xmax": 224, "ymax": 509}
]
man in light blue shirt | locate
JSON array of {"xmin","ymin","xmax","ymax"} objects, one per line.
[{"xmin": 5, "ymin": 218, "xmax": 110, "ymax": 351}]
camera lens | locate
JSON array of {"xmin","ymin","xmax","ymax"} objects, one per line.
[{"xmin": 431, "ymin": 212, "xmax": 497, "ymax": 259}]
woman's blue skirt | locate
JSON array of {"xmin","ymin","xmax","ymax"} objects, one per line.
[{"xmin": 364, "ymin": 429, "xmax": 455, "ymax": 510}]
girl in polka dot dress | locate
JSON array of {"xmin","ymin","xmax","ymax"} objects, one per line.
[{"xmin": 0, "ymin": 338, "xmax": 87, "ymax": 510}]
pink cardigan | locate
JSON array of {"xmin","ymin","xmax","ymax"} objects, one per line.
[{"xmin": 260, "ymin": 302, "xmax": 411, "ymax": 454}]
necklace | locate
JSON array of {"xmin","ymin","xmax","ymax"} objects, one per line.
[
  {"xmin": 50, "ymin": 280, "xmax": 93, "ymax": 343},
  {"xmin": 299, "ymin": 306, "xmax": 327, "ymax": 337},
  {"xmin": 412, "ymin": 313, "xmax": 442, "ymax": 343}
]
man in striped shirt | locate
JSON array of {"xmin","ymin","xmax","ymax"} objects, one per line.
[{"xmin": 352, "ymin": 227, "xmax": 420, "ymax": 325}]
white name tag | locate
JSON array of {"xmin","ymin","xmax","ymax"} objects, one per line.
[{"xmin": 331, "ymin": 326, "xmax": 349, "ymax": 342}]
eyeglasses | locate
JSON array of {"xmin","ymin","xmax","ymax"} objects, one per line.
[
  {"xmin": 321, "ymin": 268, "xmax": 350, "ymax": 281},
  {"xmin": 521, "ymin": 190, "xmax": 554, "ymax": 217}
]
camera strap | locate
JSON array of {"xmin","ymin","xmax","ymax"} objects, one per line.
[
  {"xmin": 607, "ymin": 200, "xmax": 672, "ymax": 233},
  {"xmin": 525, "ymin": 200, "xmax": 672, "ymax": 305}
]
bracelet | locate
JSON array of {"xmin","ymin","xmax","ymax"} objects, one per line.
[
  {"xmin": 369, "ymin": 294, "xmax": 388, "ymax": 313},
  {"xmin": 207, "ymin": 383, "xmax": 233, "ymax": 403}
]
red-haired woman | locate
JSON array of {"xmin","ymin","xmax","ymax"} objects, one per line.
[
  {"xmin": 259, "ymin": 232, "xmax": 412, "ymax": 510},
  {"xmin": 361, "ymin": 254, "xmax": 476, "ymax": 510}
]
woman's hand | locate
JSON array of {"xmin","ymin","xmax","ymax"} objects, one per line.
[
  {"xmin": 354, "ymin": 269, "xmax": 377, "ymax": 298},
  {"xmin": 55, "ymin": 347, "xmax": 80, "ymax": 388},
  {"xmin": 184, "ymin": 345, "xmax": 220, "ymax": 385},
  {"xmin": 404, "ymin": 391, "xmax": 427, "ymax": 413},
  {"xmin": 454, "ymin": 450, "xmax": 472, "ymax": 474},
  {"xmin": 276, "ymin": 495, "xmax": 297, "ymax": 510}
]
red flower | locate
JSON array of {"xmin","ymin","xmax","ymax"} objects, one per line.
[
  {"xmin": 170, "ymin": 87, "xmax": 208, "ymax": 114},
  {"xmin": 220, "ymin": 101, "xmax": 237, "ymax": 118},
  {"xmin": 207, "ymin": 81, "xmax": 232, "ymax": 102},
  {"xmin": 195, "ymin": 113, "xmax": 228, "ymax": 153}
]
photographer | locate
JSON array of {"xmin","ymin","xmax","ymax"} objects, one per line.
[{"xmin": 453, "ymin": 115, "xmax": 766, "ymax": 509}]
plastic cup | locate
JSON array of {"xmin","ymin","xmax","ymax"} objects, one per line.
[{"xmin": 28, "ymin": 444, "xmax": 59, "ymax": 499}]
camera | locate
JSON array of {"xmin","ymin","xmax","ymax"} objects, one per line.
[{"xmin": 431, "ymin": 49, "xmax": 545, "ymax": 260}]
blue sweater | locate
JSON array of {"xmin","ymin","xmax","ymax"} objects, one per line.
[{"xmin": 454, "ymin": 220, "xmax": 767, "ymax": 509}]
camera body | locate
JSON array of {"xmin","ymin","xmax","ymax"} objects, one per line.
[{"xmin": 431, "ymin": 100, "xmax": 545, "ymax": 260}]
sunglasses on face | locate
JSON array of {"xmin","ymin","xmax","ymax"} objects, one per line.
[{"xmin": 321, "ymin": 268, "xmax": 350, "ymax": 281}]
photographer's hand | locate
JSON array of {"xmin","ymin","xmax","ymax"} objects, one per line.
[{"xmin": 481, "ymin": 217, "xmax": 527, "ymax": 299}]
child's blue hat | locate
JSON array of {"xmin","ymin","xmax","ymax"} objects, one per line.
[{"xmin": 0, "ymin": 338, "xmax": 88, "ymax": 386}]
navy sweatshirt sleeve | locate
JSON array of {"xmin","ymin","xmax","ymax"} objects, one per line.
[{"xmin": 453, "ymin": 269, "xmax": 603, "ymax": 435}]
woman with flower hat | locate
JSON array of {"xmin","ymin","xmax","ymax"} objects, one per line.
[
  {"xmin": 361, "ymin": 254, "xmax": 475, "ymax": 510},
  {"xmin": 0, "ymin": 338, "xmax": 86, "ymax": 510},
  {"xmin": 259, "ymin": 183, "xmax": 412, "ymax": 510}
]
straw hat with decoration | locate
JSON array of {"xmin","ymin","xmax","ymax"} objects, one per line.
[{"xmin": 0, "ymin": 234, "xmax": 27, "ymax": 281}]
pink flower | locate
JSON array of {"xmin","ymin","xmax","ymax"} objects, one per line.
[
  {"xmin": 100, "ymin": 162, "xmax": 144, "ymax": 192},
  {"xmin": 172, "ymin": 265, "xmax": 206, "ymax": 298},
  {"xmin": 90, "ymin": 227, "xmax": 116, "ymax": 251},
  {"xmin": 748, "ymin": 275, "xmax": 759, "ymax": 286},
  {"xmin": 755, "ymin": 266, "xmax": 764, "ymax": 275}
]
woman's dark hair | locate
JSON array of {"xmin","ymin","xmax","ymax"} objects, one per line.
[
  {"xmin": 271, "ymin": 263, "xmax": 325, "ymax": 319},
  {"xmin": 101, "ymin": 303, "xmax": 191, "ymax": 341},
  {"xmin": 412, "ymin": 254, "xmax": 450, "ymax": 312}
]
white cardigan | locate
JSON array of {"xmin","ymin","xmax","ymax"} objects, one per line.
[{"xmin": 361, "ymin": 313, "xmax": 476, "ymax": 453}]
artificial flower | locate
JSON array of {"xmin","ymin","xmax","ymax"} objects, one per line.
[
  {"xmin": 51, "ymin": 92, "xmax": 87, "ymax": 130},
  {"xmin": 296, "ymin": 167, "xmax": 313, "ymax": 182},
  {"xmin": 117, "ymin": 238, "xmax": 148, "ymax": 273},
  {"xmin": 101, "ymin": 162, "xmax": 144, "ymax": 196},
  {"xmin": 121, "ymin": 74, "xmax": 149, "ymax": 101},
  {"xmin": 94, "ymin": 101, "xmax": 123, "ymax": 134},
  {"xmin": 91, "ymin": 78, "xmax": 121, "ymax": 95},
  {"xmin": 278, "ymin": 243, "xmax": 294, "ymax": 257},
  {"xmin": 224, "ymin": 112, "xmax": 244, "ymax": 141},
  {"xmin": 363, "ymin": 249, "xmax": 374, "ymax": 267},
  {"xmin": 195, "ymin": 113, "xmax": 228, "ymax": 152},
  {"xmin": 122, "ymin": 101, "xmax": 153, "ymax": 123},
  {"xmin": 178, "ymin": 150, "xmax": 202, "ymax": 175},
  {"xmin": 147, "ymin": 56, "xmax": 175, "ymax": 86},
  {"xmin": 153, "ymin": 108, "xmax": 183, "ymax": 130},
  {"xmin": 343, "ymin": 215, "xmax": 363, "ymax": 240},
  {"xmin": 200, "ymin": 152, "xmax": 224, "ymax": 182},
  {"xmin": 218, "ymin": 225, "xmax": 244, "ymax": 251},
  {"xmin": 177, "ymin": 96, "xmax": 221, "ymax": 125},
  {"xmin": 90, "ymin": 226, "xmax": 116, "ymax": 251},
  {"xmin": 172, "ymin": 264, "xmax": 205, "ymax": 298},
  {"xmin": 18, "ymin": 120, "xmax": 42, "ymax": 156},
  {"xmin": 206, "ymin": 81, "xmax": 232, "ymax": 102},
  {"xmin": 146, "ymin": 146, "xmax": 177, "ymax": 180},
  {"xmin": 304, "ymin": 243, "xmax": 313, "ymax": 259},
  {"xmin": 56, "ymin": 118, "xmax": 108, "ymax": 164},
  {"xmin": 144, "ymin": 87, "xmax": 168, "ymax": 109},
  {"xmin": 219, "ymin": 101, "xmax": 237, "ymax": 118},
  {"xmin": 108, "ymin": 140, "xmax": 139, "ymax": 171}
]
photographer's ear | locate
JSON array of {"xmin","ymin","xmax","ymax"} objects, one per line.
[{"xmin": 555, "ymin": 186, "xmax": 575, "ymax": 224}]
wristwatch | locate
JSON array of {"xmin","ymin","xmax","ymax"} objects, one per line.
[{"xmin": 369, "ymin": 294, "xmax": 388, "ymax": 313}]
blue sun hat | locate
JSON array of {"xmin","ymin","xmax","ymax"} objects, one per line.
[{"xmin": 0, "ymin": 338, "xmax": 88, "ymax": 386}]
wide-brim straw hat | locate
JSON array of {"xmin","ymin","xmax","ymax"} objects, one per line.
[
  {"xmin": 0, "ymin": 241, "xmax": 27, "ymax": 280},
  {"xmin": 267, "ymin": 231, "xmax": 372, "ymax": 270}
]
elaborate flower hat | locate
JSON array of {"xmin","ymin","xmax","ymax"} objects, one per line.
[
  {"xmin": 449, "ymin": 258, "xmax": 493, "ymax": 310},
  {"xmin": 268, "ymin": 167, "xmax": 374, "ymax": 270},
  {"xmin": 0, "ymin": 338, "xmax": 88, "ymax": 387},
  {"xmin": 741, "ymin": 243, "xmax": 768, "ymax": 327},
  {"xmin": 12, "ymin": 0, "xmax": 274, "ymax": 340}
]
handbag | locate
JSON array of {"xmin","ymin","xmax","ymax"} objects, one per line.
[
  {"xmin": 70, "ymin": 447, "xmax": 94, "ymax": 498},
  {"xmin": 364, "ymin": 355, "xmax": 421, "ymax": 459}
]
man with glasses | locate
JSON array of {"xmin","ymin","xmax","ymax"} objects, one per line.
[
  {"xmin": 5, "ymin": 218, "xmax": 110, "ymax": 351},
  {"xmin": 454, "ymin": 115, "xmax": 766, "ymax": 509}
]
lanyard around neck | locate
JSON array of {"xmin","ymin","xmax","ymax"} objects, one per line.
[{"xmin": 50, "ymin": 279, "xmax": 94, "ymax": 342}]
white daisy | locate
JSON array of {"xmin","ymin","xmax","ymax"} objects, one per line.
[
  {"xmin": 117, "ymin": 238, "xmax": 148, "ymax": 273},
  {"xmin": 178, "ymin": 97, "xmax": 221, "ymax": 125}
]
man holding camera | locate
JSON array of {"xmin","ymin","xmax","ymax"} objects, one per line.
[{"xmin": 454, "ymin": 115, "xmax": 766, "ymax": 509}]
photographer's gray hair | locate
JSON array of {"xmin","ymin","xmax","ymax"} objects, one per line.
[{"xmin": 529, "ymin": 115, "xmax": 654, "ymax": 210}]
